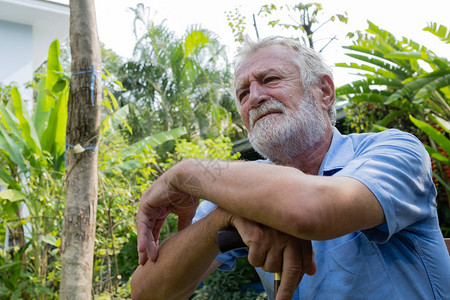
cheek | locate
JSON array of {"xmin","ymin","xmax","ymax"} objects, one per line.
[{"xmin": 240, "ymin": 106, "xmax": 251, "ymax": 129}]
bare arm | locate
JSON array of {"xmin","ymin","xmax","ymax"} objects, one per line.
[
  {"xmin": 131, "ymin": 207, "xmax": 229, "ymax": 300},
  {"xmin": 160, "ymin": 159, "xmax": 385, "ymax": 241},
  {"xmin": 134, "ymin": 159, "xmax": 383, "ymax": 299},
  {"xmin": 132, "ymin": 203, "xmax": 315, "ymax": 300}
]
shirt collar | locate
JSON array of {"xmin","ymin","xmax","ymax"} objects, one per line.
[{"xmin": 318, "ymin": 127, "xmax": 356, "ymax": 176}]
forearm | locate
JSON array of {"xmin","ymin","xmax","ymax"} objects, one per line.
[
  {"xmin": 170, "ymin": 159, "xmax": 384, "ymax": 240},
  {"xmin": 131, "ymin": 207, "xmax": 231, "ymax": 300},
  {"xmin": 169, "ymin": 159, "xmax": 312, "ymax": 237}
]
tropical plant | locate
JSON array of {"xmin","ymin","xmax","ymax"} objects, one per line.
[
  {"xmin": 227, "ymin": 2, "xmax": 348, "ymax": 51},
  {"xmin": 0, "ymin": 38, "xmax": 191, "ymax": 298},
  {"xmin": 336, "ymin": 21, "xmax": 450, "ymax": 234},
  {"xmin": 0, "ymin": 39, "xmax": 68, "ymax": 299},
  {"xmin": 92, "ymin": 131, "xmax": 242, "ymax": 297},
  {"xmin": 191, "ymin": 257, "xmax": 265, "ymax": 300},
  {"xmin": 117, "ymin": 4, "xmax": 243, "ymax": 143},
  {"xmin": 259, "ymin": 2, "xmax": 348, "ymax": 50},
  {"xmin": 94, "ymin": 111, "xmax": 188, "ymax": 295}
]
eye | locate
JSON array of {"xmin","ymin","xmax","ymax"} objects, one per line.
[
  {"xmin": 263, "ymin": 76, "xmax": 278, "ymax": 84},
  {"xmin": 238, "ymin": 90, "xmax": 249, "ymax": 103}
]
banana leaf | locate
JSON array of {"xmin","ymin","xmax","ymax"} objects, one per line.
[
  {"xmin": 0, "ymin": 103, "xmax": 24, "ymax": 145},
  {"xmin": 0, "ymin": 130, "xmax": 26, "ymax": 171},
  {"xmin": 425, "ymin": 145, "xmax": 450, "ymax": 165},
  {"xmin": 33, "ymin": 40, "xmax": 64, "ymax": 137},
  {"xmin": 101, "ymin": 104, "xmax": 132, "ymax": 136},
  {"xmin": 11, "ymin": 87, "xmax": 42, "ymax": 156},
  {"xmin": 0, "ymin": 189, "xmax": 26, "ymax": 202},
  {"xmin": 131, "ymin": 127, "xmax": 187, "ymax": 153},
  {"xmin": 40, "ymin": 87, "xmax": 68, "ymax": 171},
  {"xmin": 410, "ymin": 115, "xmax": 450, "ymax": 156}
]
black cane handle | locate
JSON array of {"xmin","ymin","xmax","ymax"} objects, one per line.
[{"xmin": 217, "ymin": 227, "xmax": 247, "ymax": 253}]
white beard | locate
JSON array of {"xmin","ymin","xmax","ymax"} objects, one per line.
[{"xmin": 248, "ymin": 93, "xmax": 327, "ymax": 165}]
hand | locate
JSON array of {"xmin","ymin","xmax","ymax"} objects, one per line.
[
  {"xmin": 231, "ymin": 216, "xmax": 316, "ymax": 300},
  {"xmin": 137, "ymin": 166, "xmax": 200, "ymax": 265}
]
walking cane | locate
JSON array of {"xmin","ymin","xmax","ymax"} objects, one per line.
[{"xmin": 217, "ymin": 227, "xmax": 281, "ymax": 299}]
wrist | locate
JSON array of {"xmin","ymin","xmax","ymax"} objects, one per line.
[
  {"xmin": 168, "ymin": 160, "xmax": 203, "ymax": 198},
  {"xmin": 206, "ymin": 206, "xmax": 233, "ymax": 230}
]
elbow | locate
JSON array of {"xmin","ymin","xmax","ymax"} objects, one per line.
[
  {"xmin": 282, "ymin": 176, "xmax": 335, "ymax": 240},
  {"xmin": 131, "ymin": 266, "xmax": 161, "ymax": 300},
  {"xmin": 288, "ymin": 205, "xmax": 344, "ymax": 241},
  {"xmin": 131, "ymin": 266, "xmax": 187, "ymax": 300},
  {"xmin": 289, "ymin": 212, "xmax": 319, "ymax": 240},
  {"xmin": 280, "ymin": 196, "xmax": 324, "ymax": 240},
  {"xmin": 131, "ymin": 268, "xmax": 144, "ymax": 300}
]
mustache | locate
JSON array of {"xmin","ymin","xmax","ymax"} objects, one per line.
[{"xmin": 249, "ymin": 101, "xmax": 286, "ymax": 128}]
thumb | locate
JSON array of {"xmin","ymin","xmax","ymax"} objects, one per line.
[{"xmin": 306, "ymin": 251, "xmax": 316, "ymax": 275}]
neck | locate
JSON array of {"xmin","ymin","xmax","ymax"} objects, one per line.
[{"xmin": 281, "ymin": 126, "xmax": 334, "ymax": 175}]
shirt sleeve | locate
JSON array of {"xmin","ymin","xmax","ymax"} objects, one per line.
[
  {"xmin": 192, "ymin": 200, "xmax": 249, "ymax": 271},
  {"xmin": 335, "ymin": 129, "xmax": 437, "ymax": 243}
]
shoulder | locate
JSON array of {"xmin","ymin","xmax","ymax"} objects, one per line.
[{"xmin": 349, "ymin": 129, "xmax": 428, "ymax": 159}]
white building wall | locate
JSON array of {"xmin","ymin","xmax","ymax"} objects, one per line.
[
  {"xmin": 0, "ymin": 19, "xmax": 33, "ymax": 102},
  {"xmin": 0, "ymin": 0, "xmax": 69, "ymax": 104}
]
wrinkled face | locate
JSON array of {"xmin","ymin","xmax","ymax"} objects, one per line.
[
  {"xmin": 235, "ymin": 45, "xmax": 305, "ymax": 132},
  {"xmin": 234, "ymin": 45, "xmax": 327, "ymax": 163}
]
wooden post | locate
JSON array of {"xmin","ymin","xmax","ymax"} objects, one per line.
[{"xmin": 60, "ymin": 0, "xmax": 102, "ymax": 298}]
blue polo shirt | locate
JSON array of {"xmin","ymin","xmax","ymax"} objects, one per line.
[{"xmin": 193, "ymin": 128, "xmax": 450, "ymax": 299}]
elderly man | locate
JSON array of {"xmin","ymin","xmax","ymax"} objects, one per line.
[{"xmin": 131, "ymin": 36, "xmax": 450, "ymax": 300}]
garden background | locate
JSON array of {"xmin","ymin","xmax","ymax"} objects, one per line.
[{"xmin": 0, "ymin": 1, "xmax": 449, "ymax": 299}]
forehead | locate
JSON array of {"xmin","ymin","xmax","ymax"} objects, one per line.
[{"xmin": 235, "ymin": 45, "xmax": 299, "ymax": 85}]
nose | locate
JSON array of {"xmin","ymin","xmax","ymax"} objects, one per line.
[{"xmin": 248, "ymin": 81, "xmax": 269, "ymax": 109}]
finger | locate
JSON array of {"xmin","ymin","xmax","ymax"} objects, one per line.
[
  {"xmin": 137, "ymin": 206, "xmax": 166, "ymax": 264},
  {"xmin": 152, "ymin": 214, "xmax": 169, "ymax": 244},
  {"xmin": 300, "ymin": 241, "xmax": 316, "ymax": 276},
  {"xmin": 136, "ymin": 212, "xmax": 151, "ymax": 265},
  {"xmin": 276, "ymin": 247, "xmax": 304, "ymax": 300},
  {"xmin": 276, "ymin": 272, "xmax": 304, "ymax": 300},
  {"xmin": 147, "ymin": 215, "xmax": 169, "ymax": 262},
  {"xmin": 147, "ymin": 239, "xmax": 158, "ymax": 262},
  {"xmin": 306, "ymin": 250, "xmax": 316, "ymax": 276},
  {"xmin": 261, "ymin": 248, "xmax": 283, "ymax": 273},
  {"xmin": 247, "ymin": 243, "xmax": 266, "ymax": 268},
  {"xmin": 138, "ymin": 251, "xmax": 148, "ymax": 265}
]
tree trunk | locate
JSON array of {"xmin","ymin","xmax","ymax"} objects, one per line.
[{"xmin": 60, "ymin": 0, "xmax": 102, "ymax": 298}]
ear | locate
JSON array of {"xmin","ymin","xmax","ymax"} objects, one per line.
[{"xmin": 317, "ymin": 74, "xmax": 335, "ymax": 111}]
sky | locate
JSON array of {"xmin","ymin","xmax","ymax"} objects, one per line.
[{"xmin": 92, "ymin": 0, "xmax": 450, "ymax": 86}]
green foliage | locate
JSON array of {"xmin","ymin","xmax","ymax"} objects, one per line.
[
  {"xmin": 93, "ymin": 104, "xmax": 188, "ymax": 295},
  {"xmin": 424, "ymin": 22, "xmax": 450, "ymax": 44},
  {"xmin": 0, "ymin": 243, "xmax": 55, "ymax": 299},
  {"xmin": 95, "ymin": 133, "xmax": 242, "ymax": 296},
  {"xmin": 0, "ymin": 39, "xmax": 68, "ymax": 299},
  {"xmin": 164, "ymin": 135, "xmax": 241, "ymax": 167},
  {"xmin": 0, "ymin": 84, "xmax": 12, "ymax": 105},
  {"xmin": 226, "ymin": 7, "xmax": 247, "ymax": 43},
  {"xmin": 191, "ymin": 257, "xmax": 266, "ymax": 300},
  {"xmin": 227, "ymin": 2, "xmax": 347, "ymax": 51},
  {"xmin": 0, "ymin": 38, "xmax": 192, "ymax": 297},
  {"xmin": 0, "ymin": 6, "xmax": 252, "ymax": 297},
  {"xmin": 337, "ymin": 22, "xmax": 450, "ymax": 235},
  {"xmin": 117, "ymin": 4, "xmax": 243, "ymax": 143}
]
